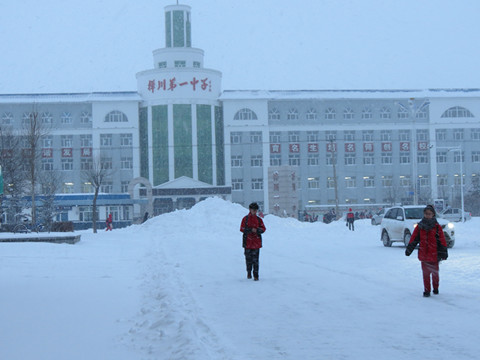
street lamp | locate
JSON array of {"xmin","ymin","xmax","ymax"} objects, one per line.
[
  {"xmin": 396, "ymin": 98, "xmax": 430, "ymax": 205},
  {"xmin": 437, "ymin": 146, "xmax": 465, "ymax": 222}
]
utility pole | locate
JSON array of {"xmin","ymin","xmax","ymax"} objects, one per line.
[{"xmin": 330, "ymin": 139, "xmax": 340, "ymax": 219}]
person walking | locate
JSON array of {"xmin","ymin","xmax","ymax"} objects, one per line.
[
  {"xmin": 105, "ymin": 213, "xmax": 113, "ymax": 231},
  {"xmin": 346, "ymin": 208, "xmax": 355, "ymax": 231},
  {"xmin": 405, "ymin": 205, "xmax": 448, "ymax": 297},
  {"xmin": 240, "ymin": 202, "xmax": 266, "ymax": 281}
]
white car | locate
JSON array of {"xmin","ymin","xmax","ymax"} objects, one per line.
[
  {"xmin": 380, "ymin": 205, "xmax": 455, "ymax": 248},
  {"xmin": 439, "ymin": 208, "xmax": 472, "ymax": 222},
  {"xmin": 371, "ymin": 208, "xmax": 385, "ymax": 226}
]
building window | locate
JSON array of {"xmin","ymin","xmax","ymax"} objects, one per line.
[
  {"xmin": 120, "ymin": 134, "xmax": 132, "ymax": 146},
  {"xmin": 306, "ymin": 108, "xmax": 317, "ymax": 120},
  {"xmin": 471, "ymin": 129, "xmax": 480, "ymax": 140},
  {"xmin": 41, "ymin": 112, "xmax": 53, "ymax": 124},
  {"xmin": 419, "ymin": 175, "xmax": 430, "ymax": 187},
  {"xmin": 308, "ymin": 154, "xmax": 319, "ymax": 165},
  {"xmin": 80, "ymin": 111, "xmax": 92, "ymax": 124},
  {"xmin": 326, "ymin": 153, "xmax": 336, "ymax": 165},
  {"xmin": 437, "ymin": 174, "xmax": 448, "ymax": 186},
  {"xmin": 326, "ymin": 177, "xmax": 335, "ymax": 189},
  {"xmin": 361, "ymin": 107, "xmax": 372, "ymax": 119},
  {"xmin": 453, "ymin": 151, "xmax": 465, "ymax": 163},
  {"xmin": 251, "ymin": 178, "xmax": 263, "ymax": 190},
  {"xmin": 416, "ymin": 129, "xmax": 428, "ymax": 141},
  {"xmin": 399, "ymin": 130, "xmax": 410, "ymax": 141},
  {"xmin": 382, "ymin": 175, "xmax": 393, "ymax": 187},
  {"xmin": 80, "ymin": 135, "xmax": 92, "ymax": 147},
  {"xmin": 101, "ymin": 157, "xmax": 113, "ymax": 170},
  {"xmin": 174, "ymin": 60, "xmax": 186, "ymax": 67},
  {"xmin": 287, "ymin": 108, "xmax": 299, "ymax": 120},
  {"xmin": 105, "ymin": 110, "xmax": 128, "ymax": 122},
  {"xmin": 100, "ymin": 134, "xmax": 113, "ymax": 147},
  {"xmin": 363, "ymin": 152, "xmax": 374, "ymax": 165},
  {"xmin": 232, "ymin": 179, "xmax": 243, "ymax": 190},
  {"xmin": 270, "ymin": 131, "xmax": 281, "ymax": 143},
  {"xmin": 79, "ymin": 206, "xmax": 93, "ymax": 221},
  {"xmin": 325, "ymin": 131, "xmax": 336, "ymax": 141},
  {"xmin": 100, "ymin": 181, "xmax": 113, "ymax": 193},
  {"xmin": 472, "ymin": 151, "xmax": 480, "ymax": 163},
  {"xmin": 362, "ymin": 130, "xmax": 374, "ymax": 141},
  {"xmin": 193, "ymin": 61, "xmax": 201, "ymax": 68},
  {"xmin": 251, "ymin": 155, "xmax": 263, "ymax": 167},
  {"xmin": 399, "ymin": 175, "xmax": 410, "ymax": 187},
  {"xmin": 436, "ymin": 129, "xmax": 447, "ymax": 141},
  {"xmin": 62, "ymin": 182, "xmax": 75, "ymax": 194},
  {"xmin": 250, "ymin": 132, "xmax": 262, "ymax": 143},
  {"xmin": 81, "ymin": 182, "xmax": 93, "ymax": 193},
  {"xmin": 41, "ymin": 159, "xmax": 54, "ymax": 171},
  {"xmin": 22, "ymin": 112, "xmax": 32, "ymax": 125},
  {"xmin": 344, "ymin": 153, "xmax": 356, "ymax": 165},
  {"xmin": 307, "ymin": 131, "xmax": 319, "ymax": 142},
  {"xmin": 397, "ymin": 107, "xmax": 409, "ymax": 119},
  {"xmin": 158, "ymin": 61, "xmax": 167, "ymax": 68},
  {"xmin": 234, "ymin": 108, "xmax": 258, "ymax": 120},
  {"xmin": 270, "ymin": 154, "xmax": 281, "ymax": 166},
  {"xmin": 441, "ymin": 106, "xmax": 474, "ymax": 118},
  {"xmin": 2, "ymin": 112, "xmax": 13, "ymax": 124},
  {"xmin": 61, "ymin": 135, "xmax": 73, "ymax": 147},
  {"xmin": 418, "ymin": 151, "xmax": 429, "ymax": 164},
  {"xmin": 288, "ymin": 131, "xmax": 300, "ymax": 142},
  {"xmin": 269, "ymin": 108, "xmax": 280, "ymax": 121},
  {"xmin": 121, "ymin": 157, "xmax": 133, "ymax": 169},
  {"xmin": 380, "ymin": 130, "xmax": 392, "ymax": 141},
  {"xmin": 364, "ymin": 176, "xmax": 375, "ymax": 188},
  {"xmin": 344, "ymin": 131, "xmax": 355, "ymax": 141},
  {"xmin": 345, "ymin": 176, "xmax": 356, "ymax": 188},
  {"xmin": 231, "ymin": 155, "xmax": 243, "ymax": 167},
  {"xmin": 453, "ymin": 129, "xmax": 464, "ymax": 140},
  {"xmin": 343, "ymin": 108, "xmax": 354, "ymax": 120},
  {"xmin": 400, "ymin": 152, "xmax": 410, "ymax": 164},
  {"xmin": 289, "ymin": 154, "xmax": 300, "ymax": 166},
  {"xmin": 308, "ymin": 177, "xmax": 320, "ymax": 189},
  {"xmin": 121, "ymin": 181, "xmax": 129, "ymax": 193},
  {"xmin": 42, "ymin": 136, "xmax": 53, "ymax": 148},
  {"xmin": 325, "ymin": 107, "xmax": 336, "ymax": 120},
  {"xmin": 381, "ymin": 152, "xmax": 392, "ymax": 164},
  {"xmin": 61, "ymin": 158, "xmax": 74, "ymax": 170},
  {"xmin": 437, "ymin": 151, "xmax": 447, "ymax": 163},
  {"xmin": 379, "ymin": 107, "xmax": 391, "ymax": 119},
  {"xmin": 81, "ymin": 158, "xmax": 93, "ymax": 170},
  {"xmin": 416, "ymin": 108, "xmax": 428, "ymax": 119},
  {"xmin": 60, "ymin": 112, "xmax": 72, "ymax": 124},
  {"xmin": 231, "ymin": 132, "xmax": 242, "ymax": 144}
]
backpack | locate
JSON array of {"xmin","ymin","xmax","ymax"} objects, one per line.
[
  {"xmin": 242, "ymin": 214, "xmax": 263, "ymax": 248},
  {"xmin": 436, "ymin": 225, "xmax": 448, "ymax": 261}
]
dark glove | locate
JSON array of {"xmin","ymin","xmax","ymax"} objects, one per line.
[{"xmin": 405, "ymin": 249, "xmax": 411, "ymax": 256}]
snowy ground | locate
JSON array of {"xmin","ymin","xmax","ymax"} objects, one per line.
[{"xmin": 1, "ymin": 197, "xmax": 479, "ymax": 360}]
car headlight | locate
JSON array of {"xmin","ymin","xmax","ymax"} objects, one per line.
[{"xmin": 447, "ymin": 222, "xmax": 455, "ymax": 229}]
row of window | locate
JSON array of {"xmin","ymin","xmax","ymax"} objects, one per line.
[
  {"xmin": 39, "ymin": 157, "xmax": 133, "ymax": 171},
  {"xmin": 231, "ymin": 128, "xmax": 480, "ymax": 144},
  {"xmin": 54, "ymin": 181, "xmax": 131, "ymax": 194},
  {"xmin": 231, "ymin": 174, "xmax": 471, "ymax": 191},
  {"xmin": 158, "ymin": 60, "xmax": 201, "ymax": 68},
  {"xmin": 0, "ymin": 110, "xmax": 129, "ymax": 125},
  {"xmin": 24, "ymin": 134, "xmax": 133, "ymax": 148}
]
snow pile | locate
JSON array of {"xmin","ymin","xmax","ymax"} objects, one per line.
[{"xmin": 1, "ymin": 197, "xmax": 479, "ymax": 360}]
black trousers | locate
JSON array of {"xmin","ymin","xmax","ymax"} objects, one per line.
[{"xmin": 244, "ymin": 248, "xmax": 260, "ymax": 274}]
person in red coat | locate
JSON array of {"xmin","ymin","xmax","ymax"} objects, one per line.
[
  {"xmin": 105, "ymin": 213, "xmax": 113, "ymax": 231},
  {"xmin": 240, "ymin": 202, "xmax": 266, "ymax": 281},
  {"xmin": 346, "ymin": 208, "xmax": 355, "ymax": 231},
  {"xmin": 406, "ymin": 205, "xmax": 448, "ymax": 297}
]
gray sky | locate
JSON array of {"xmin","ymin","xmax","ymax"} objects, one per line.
[{"xmin": 0, "ymin": 0, "xmax": 479, "ymax": 93}]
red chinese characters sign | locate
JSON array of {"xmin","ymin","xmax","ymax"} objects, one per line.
[
  {"xmin": 62, "ymin": 148, "xmax": 73, "ymax": 157},
  {"xmin": 417, "ymin": 141, "xmax": 429, "ymax": 151},
  {"xmin": 270, "ymin": 144, "xmax": 281, "ymax": 153},
  {"xmin": 326, "ymin": 142, "xmax": 337, "ymax": 152},
  {"xmin": 363, "ymin": 143, "xmax": 374, "ymax": 152},
  {"xmin": 148, "ymin": 77, "xmax": 212, "ymax": 93},
  {"xmin": 381, "ymin": 142, "xmax": 392, "ymax": 152},
  {"xmin": 81, "ymin": 148, "xmax": 92, "ymax": 157},
  {"xmin": 308, "ymin": 143, "xmax": 319, "ymax": 153},
  {"xmin": 345, "ymin": 143, "xmax": 356, "ymax": 152},
  {"xmin": 400, "ymin": 142, "xmax": 410, "ymax": 152},
  {"xmin": 42, "ymin": 148, "xmax": 53, "ymax": 158},
  {"xmin": 289, "ymin": 144, "xmax": 300, "ymax": 153}
]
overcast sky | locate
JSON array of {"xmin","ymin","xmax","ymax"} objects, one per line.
[{"xmin": 1, "ymin": 0, "xmax": 479, "ymax": 93}]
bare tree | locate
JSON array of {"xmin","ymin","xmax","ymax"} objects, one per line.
[
  {"xmin": 82, "ymin": 155, "xmax": 113, "ymax": 233},
  {"xmin": 38, "ymin": 169, "xmax": 63, "ymax": 232}
]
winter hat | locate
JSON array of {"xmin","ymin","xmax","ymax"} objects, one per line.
[
  {"xmin": 424, "ymin": 204, "xmax": 436, "ymax": 216},
  {"xmin": 349, "ymin": 208, "xmax": 352, "ymax": 212}
]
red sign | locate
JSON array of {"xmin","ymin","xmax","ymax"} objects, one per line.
[
  {"xmin": 1, "ymin": 149, "xmax": 12, "ymax": 158},
  {"xmin": 42, "ymin": 148, "xmax": 53, "ymax": 158},
  {"xmin": 289, "ymin": 144, "xmax": 300, "ymax": 153},
  {"xmin": 81, "ymin": 148, "xmax": 92, "ymax": 157},
  {"xmin": 345, "ymin": 143, "xmax": 356, "ymax": 152},
  {"xmin": 308, "ymin": 143, "xmax": 319, "ymax": 153},
  {"xmin": 62, "ymin": 148, "xmax": 73, "ymax": 157},
  {"xmin": 381, "ymin": 142, "xmax": 392, "ymax": 152},
  {"xmin": 363, "ymin": 143, "xmax": 374, "ymax": 152},
  {"xmin": 400, "ymin": 142, "xmax": 410, "ymax": 152},
  {"xmin": 418, "ymin": 141, "xmax": 429, "ymax": 151},
  {"xmin": 270, "ymin": 144, "xmax": 281, "ymax": 153},
  {"xmin": 326, "ymin": 142, "xmax": 337, "ymax": 152},
  {"xmin": 22, "ymin": 149, "xmax": 32, "ymax": 158},
  {"xmin": 148, "ymin": 77, "xmax": 211, "ymax": 93}
]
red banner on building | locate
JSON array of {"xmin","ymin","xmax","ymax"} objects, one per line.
[{"xmin": 270, "ymin": 144, "xmax": 281, "ymax": 153}]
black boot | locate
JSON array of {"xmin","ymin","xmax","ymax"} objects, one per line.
[
  {"xmin": 423, "ymin": 291, "xmax": 430, "ymax": 297},
  {"xmin": 433, "ymin": 288, "xmax": 439, "ymax": 295},
  {"xmin": 247, "ymin": 271, "xmax": 252, "ymax": 279},
  {"xmin": 253, "ymin": 272, "xmax": 259, "ymax": 281}
]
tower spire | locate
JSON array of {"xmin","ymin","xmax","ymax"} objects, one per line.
[{"xmin": 165, "ymin": 4, "xmax": 191, "ymax": 48}]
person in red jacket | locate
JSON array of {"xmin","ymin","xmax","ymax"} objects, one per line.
[
  {"xmin": 105, "ymin": 213, "xmax": 113, "ymax": 231},
  {"xmin": 240, "ymin": 202, "xmax": 266, "ymax": 281},
  {"xmin": 405, "ymin": 205, "xmax": 448, "ymax": 297},
  {"xmin": 346, "ymin": 208, "xmax": 355, "ymax": 231}
]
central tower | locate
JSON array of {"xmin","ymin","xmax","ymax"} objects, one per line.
[{"xmin": 136, "ymin": 4, "xmax": 224, "ymax": 188}]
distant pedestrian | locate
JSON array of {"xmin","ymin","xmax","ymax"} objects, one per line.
[
  {"xmin": 405, "ymin": 205, "xmax": 448, "ymax": 297},
  {"xmin": 105, "ymin": 213, "xmax": 113, "ymax": 231},
  {"xmin": 240, "ymin": 202, "xmax": 266, "ymax": 281},
  {"xmin": 142, "ymin": 211, "xmax": 149, "ymax": 223},
  {"xmin": 346, "ymin": 208, "xmax": 355, "ymax": 231}
]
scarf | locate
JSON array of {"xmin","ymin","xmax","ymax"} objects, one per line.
[{"xmin": 417, "ymin": 217, "xmax": 437, "ymax": 231}]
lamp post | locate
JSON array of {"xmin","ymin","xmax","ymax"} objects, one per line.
[
  {"xmin": 438, "ymin": 146, "xmax": 465, "ymax": 222},
  {"xmin": 396, "ymin": 98, "xmax": 430, "ymax": 205}
]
